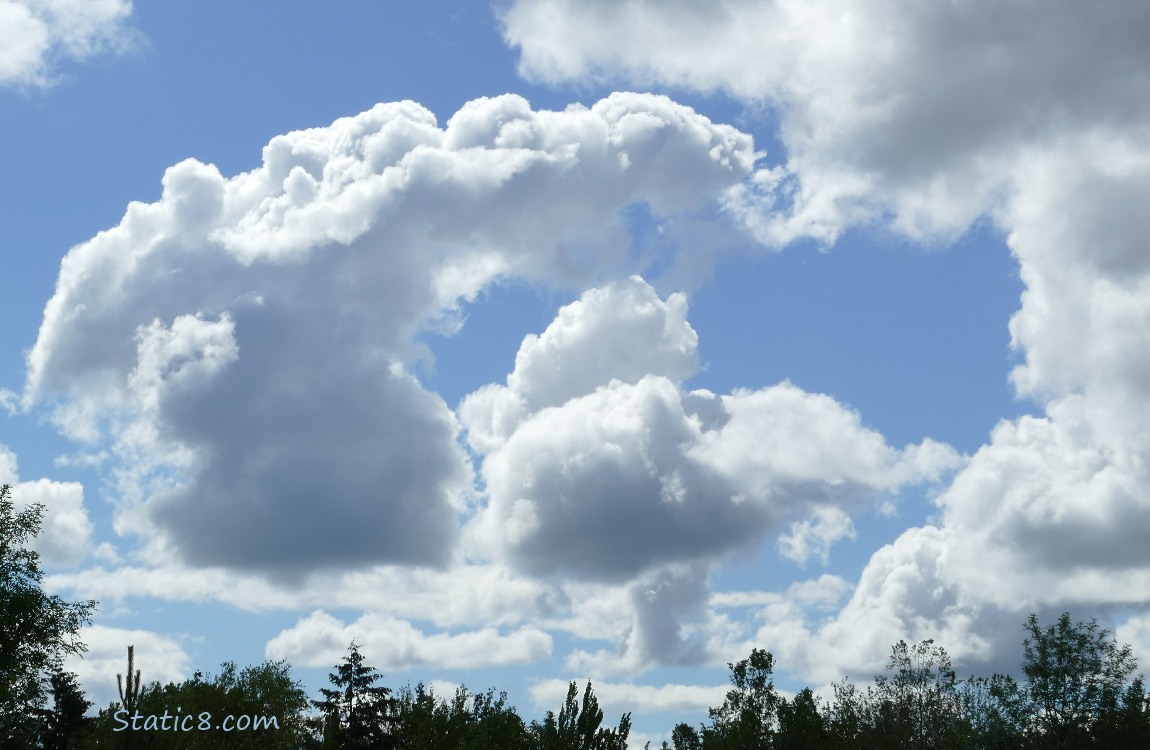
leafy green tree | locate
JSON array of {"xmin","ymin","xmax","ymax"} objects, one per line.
[
  {"xmin": 531, "ymin": 680, "xmax": 630, "ymax": 750},
  {"xmin": 394, "ymin": 682, "xmax": 458, "ymax": 750},
  {"xmin": 825, "ymin": 677, "xmax": 866, "ymax": 749},
  {"xmin": 866, "ymin": 639, "xmax": 969, "ymax": 749},
  {"xmin": 0, "ymin": 483, "xmax": 97, "ymax": 746},
  {"xmin": 310, "ymin": 642, "xmax": 400, "ymax": 749},
  {"xmin": 464, "ymin": 685, "xmax": 532, "ymax": 750},
  {"xmin": 643, "ymin": 722, "xmax": 703, "ymax": 750},
  {"xmin": 670, "ymin": 722, "xmax": 703, "ymax": 750},
  {"xmin": 393, "ymin": 682, "xmax": 531, "ymax": 750},
  {"xmin": 990, "ymin": 612, "xmax": 1146, "ymax": 749},
  {"xmin": 73, "ymin": 659, "xmax": 310, "ymax": 749},
  {"xmin": 775, "ymin": 687, "xmax": 831, "ymax": 750},
  {"xmin": 957, "ymin": 675, "xmax": 1023, "ymax": 750},
  {"xmin": 704, "ymin": 648, "xmax": 780, "ymax": 749},
  {"xmin": 1090, "ymin": 675, "xmax": 1150, "ymax": 749}
]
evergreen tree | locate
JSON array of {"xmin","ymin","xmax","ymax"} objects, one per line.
[
  {"xmin": 311, "ymin": 642, "xmax": 400, "ymax": 749},
  {"xmin": 36, "ymin": 668, "xmax": 93, "ymax": 750}
]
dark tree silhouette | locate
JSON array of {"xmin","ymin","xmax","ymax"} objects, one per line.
[
  {"xmin": 704, "ymin": 647, "xmax": 780, "ymax": 749},
  {"xmin": 36, "ymin": 667, "xmax": 93, "ymax": 750},
  {"xmin": 990, "ymin": 612, "xmax": 1146, "ymax": 749},
  {"xmin": 311, "ymin": 641, "xmax": 401, "ymax": 749},
  {"xmin": 531, "ymin": 680, "xmax": 630, "ymax": 750},
  {"xmin": 0, "ymin": 483, "xmax": 96, "ymax": 746}
]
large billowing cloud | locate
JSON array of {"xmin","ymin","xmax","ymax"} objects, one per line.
[
  {"xmin": 0, "ymin": 0, "xmax": 134, "ymax": 86},
  {"xmin": 500, "ymin": 0, "xmax": 1150, "ymax": 682},
  {"xmin": 501, "ymin": 0, "xmax": 1150, "ymax": 243},
  {"xmin": 457, "ymin": 277, "xmax": 958, "ymax": 675},
  {"xmin": 23, "ymin": 93, "xmax": 755, "ymax": 578},
  {"xmin": 462, "ymin": 278, "xmax": 956, "ymax": 582},
  {"xmin": 462, "ymin": 277, "xmax": 958, "ymax": 583},
  {"xmin": 733, "ymin": 124, "xmax": 1150, "ymax": 687}
]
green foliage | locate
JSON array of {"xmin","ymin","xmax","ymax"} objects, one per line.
[
  {"xmin": 531, "ymin": 680, "xmax": 631, "ymax": 750},
  {"xmin": 36, "ymin": 667, "xmax": 93, "ymax": 750},
  {"xmin": 867, "ymin": 639, "xmax": 969, "ymax": 749},
  {"xmin": 775, "ymin": 688, "xmax": 830, "ymax": 750},
  {"xmin": 989, "ymin": 612, "xmax": 1147, "ymax": 749},
  {"xmin": 72, "ymin": 659, "xmax": 310, "ymax": 749},
  {"xmin": 0, "ymin": 483, "xmax": 97, "ymax": 746},
  {"xmin": 115, "ymin": 645, "xmax": 145, "ymax": 750},
  {"xmin": 309, "ymin": 641, "xmax": 401, "ymax": 749},
  {"xmin": 670, "ymin": 722, "xmax": 704, "ymax": 750},
  {"xmin": 393, "ymin": 681, "xmax": 531, "ymax": 750},
  {"xmin": 704, "ymin": 647, "xmax": 780, "ymax": 749}
]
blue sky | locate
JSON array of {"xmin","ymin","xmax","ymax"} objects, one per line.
[{"xmin": 3, "ymin": 2, "xmax": 1149, "ymax": 746}]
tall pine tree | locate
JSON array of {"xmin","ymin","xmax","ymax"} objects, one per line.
[{"xmin": 310, "ymin": 642, "xmax": 400, "ymax": 749}]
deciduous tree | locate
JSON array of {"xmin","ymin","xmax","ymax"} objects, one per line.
[
  {"xmin": 0, "ymin": 484, "xmax": 96, "ymax": 746},
  {"xmin": 704, "ymin": 647, "xmax": 780, "ymax": 750},
  {"xmin": 991, "ymin": 612, "xmax": 1147, "ymax": 749},
  {"xmin": 531, "ymin": 680, "xmax": 630, "ymax": 750}
]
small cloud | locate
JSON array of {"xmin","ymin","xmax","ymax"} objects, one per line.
[
  {"xmin": 778, "ymin": 507, "xmax": 856, "ymax": 566},
  {"xmin": 0, "ymin": 0, "xmax": 136, "ymax": 88}
]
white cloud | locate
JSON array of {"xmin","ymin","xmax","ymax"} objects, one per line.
[
  {"xmin": 464, "ymin": 280, "xmax": 959, "ymax": 583},
  {"xmin": 0, "ymin": 0, "xmax": 134, "ymax": 86},
  {"xmin": 502, "ymin": 0, "xmax": 1150, "ymax": 244},
  {"xmin": 459, "ymin": 276, "xmax": 698, "ymax": 454},
  {"xmin": 48, "ymin": 561, "xmax": 560, "ymax": 631},
  {"xmin": 457, "ymin": 278, "xmax": 958, "ymax": 676},
  {"xmin": 266, "ymin": 610, "xmax": 552, "ymax": 671},
  {"xmin": 778, "ymin": 507, "xmax": 856, "ymax": 566},
  {"xmin": 23, "ymin": 93, "xmax": 754, "ymax": 579},
  {"xmin": 529, "ymin": 677, "xmax": 726, "ymax": 716},
  {"xmin": 781, "ymin": 136, "xmax": 1150, "ymax": 683},
  {"xmin": 561, "ymin": 565, "xmax": 713, "ymax": 677},
  {"xmin": 500, "ymin": 0, "xmax": 1150, "ymax": 686},
  {"xmin": 0, "ymin": 444, "xmax": 92, "ymax": 567}
]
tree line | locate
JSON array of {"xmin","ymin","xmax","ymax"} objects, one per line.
[{"xmin": 5, "ymin": 483, "xmax": 1150, "ymax": 749}]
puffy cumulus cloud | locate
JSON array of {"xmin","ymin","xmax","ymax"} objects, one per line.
[
  {"xmin": 459, "ymin": 276, "xmax": 698, "ymax": 453},
  {"xmin": 265, "ymin": 610, "xmax": 552, "ymax": 671},
  {"xmin": 773, "ymin": 138, "xmax": 1150, "ymax": 684},
  {"xmin": 502, "ymin": 0, "xmax": 1150, "ymax": 685},
  {"xmin": 64, "ymin": 624, "xmax": 190, "ymax": 711},
  {"xmin": 23, "ymin": 93, "xmax": 754, "ymax": 578},
  {"xmin": 459, "ymin": 279, "xmax": 959, "ymax": 675},
  {"xmin": 464, "ymin": 278, "xmax": 959, "ymax": 582},
  {"xmin": 699, "ymin": 534, "xmax": 1005, "ymax": 686},
  {"xmin": 0, "ymin": 444, "xmax": 92, "ymax": 567},
  {"xmin": 502, "ymin": 0, "xmax": 1150, "ymax": 243},
  {"xmin": 0, "ymin": 0, "xmax": 133, "ymax": 86},
  {"xmin": 1004, "ymin": 132, "xmax": 1150, "ymax": 408}
]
